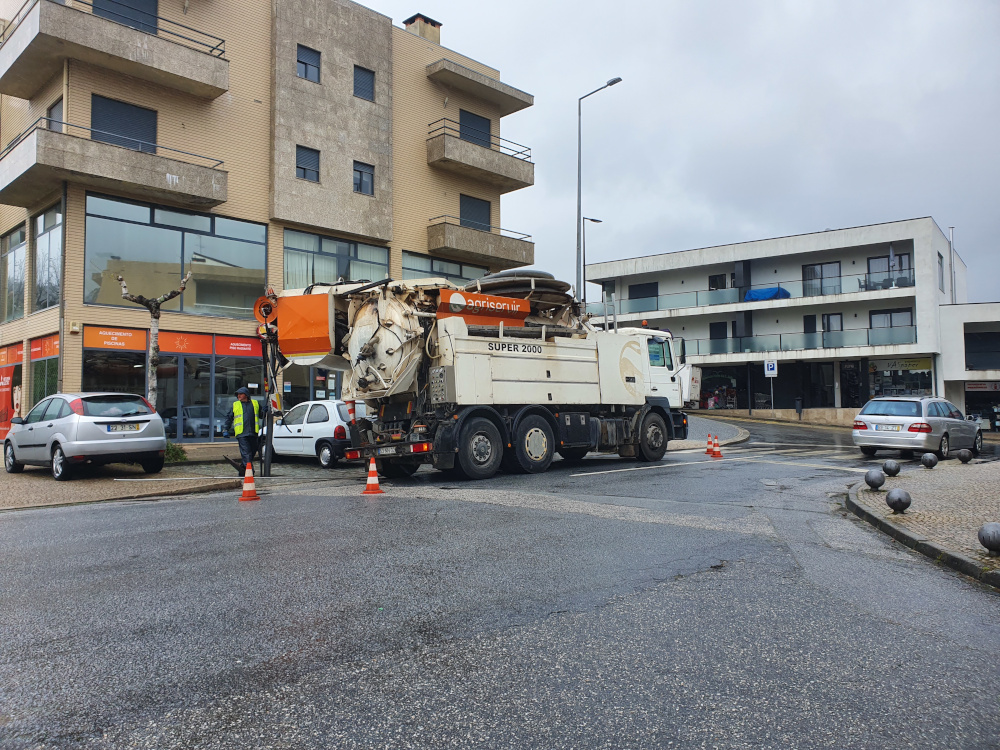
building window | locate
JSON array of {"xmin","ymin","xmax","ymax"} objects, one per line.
[
  {"xmin": 283, "ymin": 229, "xmax": 388, "ymax": 288},
  {"xmin": 353, "ymin": 161, "xmax": 374, "ymax": 195},
  {"xmin": 459, "ymin": 194, "xmax": 491, "ymax": 231},
  {"xmin": 296, "ymin": 146, "xmax": 320, "ymax": 182},
  {"xmin": 34, "ymin": 206, "xmax": 62, "ymax": 312},
  {"xmin": 822, "ymin": 313, "xmax": 843, "ymax": 332},
  {"xmin": 46, "ymin": 98, "xmax": 63, "ymax": 132},
  {"xmin": 354, "ymin": 66, "xmax": 375, "ymax": 101},
  {"xmin": 30, "ymin": 337, "xmax": 59, "ymax": 405},
  {"xmin": 802, "ymin": 261, "xmax": 841, "ymax": 296},
  {"xmin": 297, "ymin": 45, "xmax": 321, "ymax": 83},
  {"xmin": 628, "ymin": 282, "xmax": 658, "ymax": 300},
  {"xmin": 93, "ymin": 0, "xmax": 157, "ymax": 34},
  {"xmin": 708, "ymin": 273, "xmax": 727, "ymax": 291},
  {"xmin": 870, "ymin": 308, "xmax": 913, "ymax": 328},
  {"xmin": 84, "ymin": 194, "xmax": 267, "ymax": 319},
  {"xmin": 1, "ymin": 226, "xmax": 26, "ymax": 324},
  {"xmin": 938, "ymin": 253, "xmax": 945, "ymax": 291},
  {"xmin": 867, "ymin": 252, "xmax": 913, "ymax": 290},
  {"xmin": 402, "ymin": 251, "xmax": 487, "ymax": 284},
  {"xmin": 601, "ymin": 281, "xmax": 616, "ymax": 303},
  {"xmin": 91, "ymin": 94, "xmax": 157, "ymax": 154},
  {"xmin": 459, "ymin": 109, "xmax": 491, "ymax": 149},
  {"xmin": 709, "ymin": 322, "xmax": 728, "ymax": 339}
]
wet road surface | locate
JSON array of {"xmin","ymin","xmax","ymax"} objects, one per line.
[{"xmin": 1, "ymin": 419, "xmax": 998, "ymax": 748}]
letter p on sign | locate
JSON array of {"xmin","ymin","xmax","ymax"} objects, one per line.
[{"xmin": 765, "ymin": 360, "xmax": 778, "ymax": 378}]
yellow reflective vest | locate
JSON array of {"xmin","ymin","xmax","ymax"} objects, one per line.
[{"xmin": 232, "ymin": 399, "xmax": 260, "ymax": 436}]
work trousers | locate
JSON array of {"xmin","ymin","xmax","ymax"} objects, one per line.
[{"xmin": 237, "ymin": 434, "xmax": 259, "ymax": 469}]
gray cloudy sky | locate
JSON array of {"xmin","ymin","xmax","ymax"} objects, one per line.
[{"xmin": 377, "ymin": 0, "xmax": 1000, "ymax": 301}]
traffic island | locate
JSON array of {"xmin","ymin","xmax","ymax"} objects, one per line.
[{"xmin": 846, "ymin": 458, "xmax": 1000, "ymax": 588}]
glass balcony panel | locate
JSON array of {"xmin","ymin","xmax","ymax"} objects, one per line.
[
  {"xmin": 780, "ymin": 332, "xmax": 823, "ymax": 351},
  {"xmin": 740, "ymin": 334, "xmax": 780, "ymax": 352},
  {"xmin": 620, "ymin": 296, "xmax": 657, "ymax": 314},
  {"xmin": 657, "ymin": 291, "xmax": 698, "ymax": 310},
  {"xmin": 697, "ymin": 288, "xmax": 739, "ymax": 306},
  {"xmin": 869, "ymin": 326, "xmax": 916, "ymax": 346},
  {"xmin": 823, "ymin": 329, "xmax": 868, "ymax": 348},
  {"xmin": 705, "ymin": 338, "xmax": 739, "ymax": 355}
]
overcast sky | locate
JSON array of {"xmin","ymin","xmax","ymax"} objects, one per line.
[{"xmin": 377, "ymin": 0, "xmax": 1000, "ymax": 302}]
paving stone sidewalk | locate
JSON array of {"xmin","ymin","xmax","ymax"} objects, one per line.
[{"xmin": 851, "ymin": 457, "xmax": 1000, "ymax": 585}]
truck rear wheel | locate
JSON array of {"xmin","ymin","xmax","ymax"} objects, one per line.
[
  {"xmin": 508, "ymin": 415, "xmax": 554, "ymax": 474},
  {"xmin": 456, "ymin": 417, "xmax": 503, "ymax": 480},
  {"xmin": 637, "ymin": 412, "xmax": 668, "ymax": 462}
]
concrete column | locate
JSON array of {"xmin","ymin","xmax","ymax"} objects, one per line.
[{"xmin": 833, "ymin": 360, "xmax": 842, "ymax": 408}]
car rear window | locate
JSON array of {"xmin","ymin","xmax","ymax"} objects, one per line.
[
  {"xmin": 859, "ymin": 400, "xmax": 920, "ymax": 417},
  {"xmin": 82, "ymin": 395, "xmax": 152, "ymax": 417}
]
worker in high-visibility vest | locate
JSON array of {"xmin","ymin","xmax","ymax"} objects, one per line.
[{"xmin": 224, "ymin": 387, "xmax": 260, "ymax": 471}]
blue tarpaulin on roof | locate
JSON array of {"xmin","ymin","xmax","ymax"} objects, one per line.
[{"xmin": 744, "ymin": 287, "xmax": 791, "ymax": 301}]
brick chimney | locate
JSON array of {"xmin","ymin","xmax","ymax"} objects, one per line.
[{"xmin": 403, "ymin": 13, "xmax": 441, "ymax": 45}]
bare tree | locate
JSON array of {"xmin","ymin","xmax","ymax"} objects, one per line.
[{"xmin": 115, "ymin": 272, "xmax": 193, "ymax": 410}]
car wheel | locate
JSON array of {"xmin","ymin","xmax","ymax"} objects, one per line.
[
  {"xmin": 141, "ymin": 455, "xmax": 164, "ymax": 474},
  {"xmin": 455, "ymin": 417, "xmax": 503, "ymax": 480},
  {"xmin": 317, "ymin": 441, "xmax": 337, "ymax": 469},
  {"xmin": 860, "ymin": 447, "xmax": 877, "ymax": 457},
  {"xmin": 938, "ymin": 434, "xmax": 950, "ymax": 460},
  {"xmin": 4, "ymin": 442, "xmax": 23, "ymax": 474},
  {"xmin": 973, "ymin": 431, "xmax": 983, "ymax": 456},
  {"xmin": 507, "ymin": 415, "xmax": 555, "ymax": 474},
  {"xmin": 51, "ymin": 445, "xmax": 72, "ymax": 481},
  {"xmin": 637, "ymin": 412, "xmax": 668, "ymax": 462}
]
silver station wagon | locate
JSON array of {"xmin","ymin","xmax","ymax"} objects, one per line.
[
  {"xmin": 852, "ymin": 396, "xmax": 982, "ymax": 459},
  {"xmin": 4, "ymin": 393, "xmax": 167, "ymax": 481}
]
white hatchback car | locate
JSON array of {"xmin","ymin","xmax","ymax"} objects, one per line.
[
  {"xmin": 262, "ymin": 399, "xmax": 354, "ymax": 468},
  {"xmin": 4, "ymin": 392, "xmax": 167, "ymax": 480}
]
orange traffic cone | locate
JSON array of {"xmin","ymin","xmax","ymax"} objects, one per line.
[
  {"xmin": 239, "ymin": 462, "xmax": 260, "ymax": 502},
  {"xmin": 361, "ymin": 457, "xmax": 383, "ymax": 495},
  {"xmin": 346, "ymin": 400, "xmax": 356, "ymax": 424},
  {"xmin": 705, "ymin": 435, "xmax": 714, "ymax": 455},
  {"xmin": 711, "ymin": 435, "xmax": 723, "ymax": 458}
]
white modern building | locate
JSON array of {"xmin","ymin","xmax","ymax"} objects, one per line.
[{"xmin": 586, "ymin": 217, "xmax": 999, "ymax": 425}]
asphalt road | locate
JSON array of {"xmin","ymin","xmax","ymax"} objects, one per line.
[{"xmin": 2, "ymin": 418, "xmax": 998, "ymax": 749}]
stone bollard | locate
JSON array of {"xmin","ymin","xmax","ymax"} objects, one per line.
[
  {"xmin": 978, "ymin": 523, "xmax": 1000, "ymax": 554},
  {"xmin": 882, "ymin": 459, "xmax": 901, "ymax": 477},
  {"xmin": 865, "ymin": 469, "xmax": 886, "ymax": 491},
  {"xmin": 886, "ymin": 488, "xmax": 911, "ymax": 513},
  {"xmin": 957, "ymin": 449, "xmax": 973, "ymax": 464},
  {"xmin": 920, "ymin": 453, "xmax": 939, "ymax": 469}
]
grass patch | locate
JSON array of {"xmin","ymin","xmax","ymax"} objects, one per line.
[{"xmin": 165, "ymin": 441, "xmax": 188, "ymax": 463}]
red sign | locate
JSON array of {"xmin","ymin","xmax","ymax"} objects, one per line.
[
  {"xmin": 83, "ymin": 326, "xmax": 147, "ymax": 351},
  {"xmin": 436, "ymin": 289, "xmax": 530, "ymax": 327},
  {"xmin": 0, "ymin": 342, "xmax": 24, "ymax": 367},
  {"xmin": 159, "ymin": 331, "xmax": 213, "ymax": 355},
  {"xmin": 966, "ymin": 382, "xmax": 1000, "ymax": 392},
  {"xmin": 29, "ymin": 334, "xmax": 59, "ymax": 360},
  {"xmin": 0, "ymin": 364, "xmax": 18, "ymax": 440},
  {"xmin": 215, "ymin": 335, "xmax": 261, "ymax": 357}
]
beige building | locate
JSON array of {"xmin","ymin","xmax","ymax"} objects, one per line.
[{"xmin": 0, "ymin": 0, "xmax": 533, "ymax": 442}]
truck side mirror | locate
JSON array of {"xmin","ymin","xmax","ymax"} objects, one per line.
[{"xmin": 678, "ymin": 339, "xmax": 687, "ymax": 365}]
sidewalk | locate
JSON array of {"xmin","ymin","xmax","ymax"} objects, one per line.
[{"xmin": 848, "ymin": 458, "xmax": 1000, "ymax": 588}]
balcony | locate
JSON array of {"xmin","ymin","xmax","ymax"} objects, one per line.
[
  {"xmin": 0, "ymin": 118, "xmax": 227, "ymax": 208},
  {"xmin": 425, "ymin": 59, "xmax": 533, "ymax": 116},
  {"xmin": 427, "ymin": 215, "xmax": 533, "ymax": 270},
  {"xmin": 426, "ymin": 119, "xmax": 533, "ymax": 193},
  {"xmin": 586, "ymin": 268, "xmax": 917, "ymax": 316},
  {"xmin": 0, "ymin": 0, "xmax": 228, "ymax": 100},
  {"xmin": 681, "ymin": 326, "xmax": 918, "ymax": 356}
]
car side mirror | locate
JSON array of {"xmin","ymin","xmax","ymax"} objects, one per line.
[
  {"xmin": 274, "ymin": 418, "xmax": 283, "ymax": 426},
  {"xmin": 10, "ymin": 416, "xmax": 23, "ymax": 425}
]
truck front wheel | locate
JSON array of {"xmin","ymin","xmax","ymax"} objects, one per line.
[
  {"xmin": 637, "ymin": 412, "xmax": 668, "ymax": 462},
  {"xmin": 456, "ymin": 417, "xmax": 503, "ymax": 480},
  {"xmin": 508, "ymin": 415, "xmax": 554, "ymax": 474}
]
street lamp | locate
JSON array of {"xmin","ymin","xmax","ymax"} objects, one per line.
[
  {"xmin": 582, "ymin": 217, "xmax": 602, "ymax": 306},
  {"xmin": 576, "ymin": 76, "xmax": 622, "ymax": 302}
]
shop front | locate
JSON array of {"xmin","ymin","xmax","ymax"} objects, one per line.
[
  {"xmin": 0, "ymin": 342, "xmax": 24, "ymax": 440},
  {"xmin": 282, "ymin": 364, "xmax": 342, "ymax": 410},
  {"xmin": 964, "ymin": 382, "xmax": 1000, "ymax": 430},
  {"xmin": 868, "ymin": 357, "xmax": 933, "ymax": 398},
  {"xmin": 29, "ymin": 333, "xmax": 59, "ymax": 405}
]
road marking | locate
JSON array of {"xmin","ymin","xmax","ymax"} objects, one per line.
[
  {"xmin": 572, "ymin": 453, "xmax": 869, "ymax": 477},
  {"xmin": 745, "ymin": 442, "xmax": 858, "ymax": 450},
  {"xmin": 736, "ymin": 458, "xmax": 869, "ymax": 473}
]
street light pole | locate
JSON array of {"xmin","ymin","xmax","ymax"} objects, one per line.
[
  {"xmin": 576, "ymin": 77, "xmax": 621, "ymax": 302},
  {"xmin": 582, "ymin": 217, "xmax": 602, "ymax": 306}
]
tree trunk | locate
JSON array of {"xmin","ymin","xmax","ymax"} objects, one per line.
[{"xmin": 148, "ymin": 312, "xmax": 160, "ymax": 410}]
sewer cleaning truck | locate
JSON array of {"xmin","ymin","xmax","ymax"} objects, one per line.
[{"xmin": 253, "ymin": 271, "xmax": 689, "ymax": 480}]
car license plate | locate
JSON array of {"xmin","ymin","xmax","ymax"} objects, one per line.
[
  {"xmin": 874, "ymin": 424, "xmax": 901, "ymax": 432},
  {"xmin": 377, "ymin": 446, "xmax": 397, "ymax": 456},
  {"xmin": 107, "ymin": 423, "xmax": 140, "ymax": 432}
]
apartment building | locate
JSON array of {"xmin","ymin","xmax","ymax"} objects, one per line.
[
  {"xmin": 0, "ymin": 0, "xmax": 533, "ymax": 442},
  {"xmin": 587, "ymin": 218, "xmax": 982, "ymax": 425}
]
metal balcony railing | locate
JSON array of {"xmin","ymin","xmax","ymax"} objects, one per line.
[
  {"xmin": 429, "ymin": 215, "xmax": 532, "ymax": 241},
  {"xmin": 0, "ymin": 0, "xmax": 226, "ymax": 57},
  {"xmin": 428, "ymin": 119, "xmax": 532, "ymax": 161},
  {"xmin": 678, "ymin": 326, "xmax": 918, "ymax": 355},
  {"xmin": 0, "ymin": 117, "xmax": 225, "ymax": 169}
]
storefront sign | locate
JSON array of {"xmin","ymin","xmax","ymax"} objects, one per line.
[
  {"xmin": 215, "ymin": 335, "xmax": 262, "ymax": 358},
  {"xmin": 0, "ymin": 364, "xmax": 18, "ymax": 440},
  {"xmin": 869, "ymin": 357, "xmax": 932, "ymax": 372},
  {"xmin": 0, "ymin": 342, "xmax": 24, "ymax": 367},
  {"xmin": 83, "ymin": 326, "xmax": 148, "ymax": 351},
  {"xmin": 966, "ymin": 382, "xmax": 1000, "ymax": 392},
  {"xmin": 29, "ymin": 334, "xmax": 59, "ymax": 361},
  {"xmin": 159, "ymin": 331, "xmax": 213, "ymax": 355}
]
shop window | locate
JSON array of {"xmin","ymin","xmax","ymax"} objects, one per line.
[
  {"xmin": 283, "ymin": 229, "xmax": 388, "ymax": 288},
  {"xmin": 82, "ymin": 351, "xmax": 147, "ymax": 394},
  {"xmin": 1, "ymin": 226, "xmax": 25, "ymax": 323},
  {"xmin": 401, "ymin": 252, "xmax": 486, "ymax": 284},
  {"xmin": 34, "ymin": 206, "xmax": 62, "ymax": 312},
  {"xmin": 30, "ymin": 357, "xmax": 58, "ymax": 405},
  {"xmin": 0, "ymin": 350, "xmax": 23, "ymax": 440},
  {"xmin": 213, "ymin": 356, "xmax": 264, "ymax": 438}
]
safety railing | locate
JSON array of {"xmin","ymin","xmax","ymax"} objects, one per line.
[
  {"xmin": 0, "ymin": 117, "xmax": 225, "ymax": 169},
  {"xmin": 679, "ymin": 326, "xmax": 917, "ymax": 355},
  {"xmin": 429, "ymin": 215, "xmax": 532, "ymax": 241},
  {"xmin": 0, "ymin": 0, "xmax": 225, "ymax": 58},
  {"xmin": 428, "ymin": 119, "xmax": 531, "ymax": 161}
]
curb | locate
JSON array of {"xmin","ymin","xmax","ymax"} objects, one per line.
[
  {"xmin": 845, "ymin": 481, "xmax": 1000, "ymax": 590},
  {"xmin": 0, "ymin": 479, "xmax": 241, "ymax": 514}
]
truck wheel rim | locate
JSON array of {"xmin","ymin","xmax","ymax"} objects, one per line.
[
  {"xmin": 471, "ymin": 433, "xmax": 493, "ymax": 464},
  {"xmin": 525, "ymin": 428, "xmax": 548, "ymax": 461},
  {"xmin": 647, "ymin": 425, "xmax": 664, "ymax": 449}
]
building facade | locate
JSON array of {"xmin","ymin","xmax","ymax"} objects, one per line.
[
  {"xmin": 587, "ymin": 218, "xmax": 982, "ymax": 425},
  {"xmin": 0, "ymin": 0, "xmax": 533, "ymax": 442}
]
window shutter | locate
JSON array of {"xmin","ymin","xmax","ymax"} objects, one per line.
[
  {"xmin": 93, "ymin": 0, "xmax": 158, "ymax": 34},
  {"xmin": 296, "ymin": 146, "xmax": 320, "ymax": 172},
  {"xmin": 459, "ymin": 109, "xmax": 491, "ymax": 149},
  {"xmin": 354, "ymin": 67, "xmax": 375, "ymax": 101},
  {"xmin": 91, "ymin": 95, "xmax": 157, "ymax": 153},
  {"xmin": 297, "ymin": 45, "xmax": 320, "ymax": 68},
  {"xmin": 459, "ymin": 195, "xmax": 491, "ymax": 231}
]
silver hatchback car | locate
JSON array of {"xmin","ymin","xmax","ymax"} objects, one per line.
[
  {"xmin": 852, "ymin": 396, "xmax": 982, "ymax": 459},
  {"xmin": 4, "ymin": 392, "xmax": 167, "ymax": 480}
]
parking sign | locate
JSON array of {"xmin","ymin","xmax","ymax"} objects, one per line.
[{"xmin": 765, "ymin": 360, "xmax": 778, "ymax": 378}]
